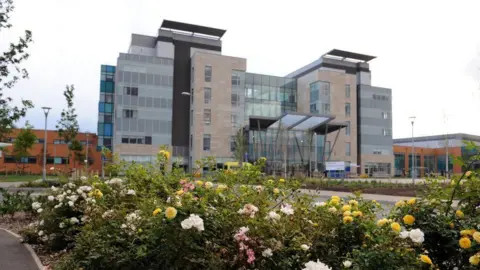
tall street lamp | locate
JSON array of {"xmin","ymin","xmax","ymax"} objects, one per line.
[
  {"xmin": 42, "ymin": 107, "xmax": 52, "ymax": 181},
  {"xmin": 409, "ymin": 116, "xmax": 416, "ymax": 184}
]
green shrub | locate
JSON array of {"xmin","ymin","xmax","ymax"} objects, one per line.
[{"xmin": 0, "ymin": 188, "xmax": 33, "ymax": 216}]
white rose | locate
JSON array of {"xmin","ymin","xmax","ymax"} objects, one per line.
[
  {"xmin": 80, "ymin": 176, "xmax": 87, "ymax": 181},
  {"xmin": 314, "ymin": 202, "xmax": 327, "ymax": 207},
  {"xmin": 328, "ymin": 207, "xmax": 337, "ymax": 213},
  {"xmin": 59, "ymin": 222, "xmax": 65, "ymax": 229},
  {"xmin": 181, "ymin": 214, "xmax": 204, "ymax": 232},
  {"xmin": 51, "ymin": 186, "xmax": 58, "ymax": 191},
  {"xmin": 37, "ymin": 208, "xmax": 43, "ymax": 213},
  {"xmin": 38, "ymin": 230, "xmax": 44, "ymax": 236},
  {"xmin": 121, "ymin": 224, "xmax": 127, "ymax": 229},
  {"xmin": 399, "ymin": 230, "xmax": 410, "ymax": 239},
  {"xmin": 66, "ymin": 190, "xmax": 72, "ymax": 194},
  {"xmin": 303, "ymin": 260, "xmax": 332, "ymax": 270},
  {"xmin": 54, "ymin": 203, "xmax": 62, "ymax": 209},
  {"xmin": 266, "ymin": 211, "xmax": 281, "ymax": 222},
  {"xmin": 48, "ymin": 196, "xmax": 55, "ymax": 201},
  {"xmin": 32, "ymin": 202, "xmax": 41, "ymax": 210},
  {"xmin": 280, "ymin": 204, "xmax": 294, "ymax": 216},
  {"xmin": 40, "ymin": 220, "xmax": 44, "ymax": 226},
  {"xmin": 70, "ymin": 217, "xmax": 79, "ymax": 224},
  {"xmin": 262, "ymin": 248, "xmax": 273, "ymax": 257},
  {"xmin": 68, "ymin": 201, "xmax": 74, "ymax": 207},
  {"xmin": 343, "ymin": 260, "xmax": 352, "ymax": 268},
  {"xmin": 409, "ymin": 229, "xmax": 424, "ymax": 243},
  {"xmin": 300, "ymin": 244, "xmax": 310, "ymax": 251},
  {"xmin": 127, "ymin": 189, "xmax": 136, "ymax": 195}
]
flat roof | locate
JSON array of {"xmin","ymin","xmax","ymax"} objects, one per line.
[
  {"xmin": 248, "ymin": 113, "xmax": 345, "ymax": 135},
  {"xmin": 160, "ymin": 20, "xmax": 226, "ymax": 38},
  {"xmin": 324, "ymin": 49, "xmax": 376, "ymax": 62},
  {"xmin": 394, "ymin": 133, "xmax": 480, "ymax": 144}
]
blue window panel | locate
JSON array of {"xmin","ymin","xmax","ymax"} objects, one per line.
[
  {"xmin": 101, "ymin": 65, "xmax": 106, "ymax": 72},
  {"xmin": 104, "ymin": 123, "xmax": 113, "ymax": 136},
  {"xmin": 105, "ymin": 81, "xmax": 114, "ymax": 92},
  {"xmin": 106, "ymin": 66, "xmax": 115, "ymax": 73},
  {"xmin": 98, "ymin": 123, "xmax": 104, "ymax": 136},
  {"xmin": 54, "ymin": 157, "xmax": 62, "ymax": 164},
  {"xmin": 104, "ymin": 103, "xmax": 113, "ymax": 113},
  {"xmin": 100, "ymin": 81, "xmax": 106, "ymax": 92},
  {"xmin": 99, "ymin": 102, "xmax": 105, "ymax": 113}
]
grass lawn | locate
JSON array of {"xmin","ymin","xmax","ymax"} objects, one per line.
[{"xmin": 0, "ymin": 174, "xmax": 43, "ymax": 182}]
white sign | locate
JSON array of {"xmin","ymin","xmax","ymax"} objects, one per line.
[{"xmin": 326, "ymin": 161, "xmax": 345, "ymax": 171}]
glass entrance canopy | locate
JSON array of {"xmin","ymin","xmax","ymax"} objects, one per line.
[{"xmin": 248, "ymin": 113, "xmax": 346, "ymax": 134}]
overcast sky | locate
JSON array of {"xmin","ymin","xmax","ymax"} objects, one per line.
[{"xmin": 2, "ymin": 0, "xmax": 480, "ymax": 139}]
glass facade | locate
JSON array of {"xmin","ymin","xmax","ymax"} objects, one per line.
[
  {"xmin": 394, "ymin": 153, "xmax": 405, "ymax": 176},
  {"xmin": 244, "ymin": 73, "xmax": 296, "ymax": 119},
  {"xmin": 309, "ymin": 81, "xmax": 330, "ymax": 114},
  {"xmin": 98, "ymin": 65, "xmax": 116, "ymax": 150}
]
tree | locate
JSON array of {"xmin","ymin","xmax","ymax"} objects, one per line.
[
  {"xmin": 12, "ymin": 121, "xmax": 36, "ymax": 173},
  {"xmin": 0, "ymin": 0, "xmax": 34, "ymax": 141},
  {"xmin": 233, "ymin": 127, "xmax": 248, "ymax": 166},
  {"xmin": 56, "ymin": 85, "xmax": 82, "ymax": 168}
]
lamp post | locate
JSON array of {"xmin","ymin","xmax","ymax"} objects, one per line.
[
  {"xmin": 41, "ymin": 107, "xmax": 52, "ymax": 181},
  {"xmin": 409, "ymin": 116, "xmax": 416, "ymax": 184},
  {"xmin": 443, "ymin": 112, "xmax": 449, "ymax": 179}
]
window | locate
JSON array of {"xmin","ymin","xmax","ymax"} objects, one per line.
[
  {"xmin": 104, "ymin": 115, "xmax": 113, "ymax": 123},
  {"xmin": 310, "ymin": 104, "xmax": 318, "ymax": 114},
  {"xmin": 203, "ymin": 134, "xmax": 211, "ymax": 151},
  {"xmin": 123, "ymin": 109, "xmax": 137, "ymax": 118},
  {"xmin": 324, "ymin": 104, "xmax": 331, "ymax": 114},
  {"xmin": 231, "ymin": 93, "xmax": 239, "ymax": 107},
  {"xmin": 204, "ymin": 87, "xmax": 211, "ymax": 104},
  {"xmin": 204, "ymin": 65, "xmax": 212, "ymax": 82},
  {"xmin": 124, "ymin": 87, "xmax": 139, "ymax": 96},
  {"xmin": 20, "ymin": 157, "xmax": 36, "ymax": 164},
  {"xmin": 382, "ymin": 112, "xmax": 389, "ymax": 119},
  {"xmin": 121, "ymin": 137, "xmax": 129, "ymax": 144},
  {"xmin": 103, "ymin": 138, "xmax": 112, "ymax": 147},
  {"xmin": 345, "ymin": 103, "xmax": 351, "ymax": 117},
  {"xmin": 204, "ymin": 109, "xmax": 211, "ymax": 125},
  {"xmin": 54, "ymin": 140, "xmax": 66, "ymax": 144},
  {"xmin": 4, "ymin": 156, "xmax": 15, "ymax": 163},
  {"xmin": 230, "ymin": 136, "xmax": 236, "ymax": 152},
  {"xmin": 145, "ymin": 136, "xmax": 152, "ymax": 145},
  {"xmin": 36, "ymin": 138, "xmax": 45, "ymax": 144},
  {"xmin": 346, "ymin": 142, "xmax": 351, "ymax": 156},
  {"xmin": 231, "ymin": 114, "xmax": 237, "ymax": 126},
  {"xmin": 345, "ymin": 84, "xmax": 350, "ymax": 98},
  {"xmin": 383, "ymin": 128, "xmax": 391, "ymax": 136},
  {"xmin": 345, "ymin": 121, "xmax": 350, "ymax": 136},
  {"xmin": 105, "ymin": 94, "xmax": 113, "ymax": 103},
  {"xmin": 232, "ymin": 71, "xmax": 241, "ymax": 87}
]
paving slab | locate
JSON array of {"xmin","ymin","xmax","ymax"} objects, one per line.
[{"xmin": 0, "ymin": 229, "xmax": 41, "ymax": 270}]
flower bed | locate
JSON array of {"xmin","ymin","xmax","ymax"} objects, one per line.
[{"xmin": 17, "ymin": 151, "xmax": 480, "ymax": 269}]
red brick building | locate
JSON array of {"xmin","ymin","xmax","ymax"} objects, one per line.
[{"xmin": 0, "ymin": 129, "xmax": 102, "ymax": 175}]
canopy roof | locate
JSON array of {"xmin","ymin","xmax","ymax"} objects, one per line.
[{"xmin": 249, "ymin": 113, "xmax": 346, "ymax": 135}]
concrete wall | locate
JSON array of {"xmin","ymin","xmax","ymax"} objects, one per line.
[{"xmin": 190, "ymin": 52, "xmax": 247, "ymax": 169}]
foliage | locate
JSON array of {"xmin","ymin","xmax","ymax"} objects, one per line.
[
  {"xmin": 0, "ymin": 0, "xmax": 34, "ymax": 141},
  {"xmin": 19, "ymin": 179, "xmax": 65, "ymax": 188},
  {"xmin": 12, "ymin": 121, "xmax": 36, "ymax": 173},
  {"xmin": 232, "ymin": 127, "xmax": 247, "ymax": 165},
  {"xmin": 0, "ymin": 187, "xmax": 33, "ymax": 216},
  {"xmin": 20, "ymin": 145, "xmax": 480, "ymax": 269},
  {"xmin": 56, "ymin": 85, "xmax": 82, "ymax": 167}
]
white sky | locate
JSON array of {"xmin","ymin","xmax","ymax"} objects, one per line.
[{"xmin": 2, "ymin": 0, "xmax": 480, "ymax": 139}]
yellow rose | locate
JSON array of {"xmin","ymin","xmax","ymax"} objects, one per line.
[
  {"xmin": 312, "ymin": 223, "xmax": 319, "ymax": 227},
  {"xmin": 205, "ymin": 182, "xmax": 213, "ymax": 189},
  {"xmin": 165, "ymin": 207, "xmax": 177, "ymax": 220},
  {"xmin": 342, "ymin": 205, "xmax": 351, "ymax": 212},
  {"xmin": 407, "ymin": 198, "xmax": 416, "ymax": 205},
  {"xmin": 450, "ymin": 180, "xmax": 456, "ymax": 186},
  {"xmin": 465, "ymin": 171, "xmax": 472, "ymax": 177},
  {"xmin": 158, "ymin": 149, "xmax": 170, "ymax": 160},
  {"xmin": 331, "ymin": 196, "xmax": 341, "ymax": 201},
  {"xmin": 267, "ymin": 179, "xmax": 274, "ymax": 184},
  {"xmin": 473, "ymin": 232, "xmax": 480, "ymax": 243},
  {"xmin": 330, "ymin": 200, "xmax": 339, "ymax": 206},
  {"xmin": 377, "ymin": 218, "xmax": 388, "ymax": 227},
  {"xmin": 343, "ymin": 216, "xmax": 353, "ymax": 224},
  {"xmin": 391, "ymin": 222, "xmax": 401, "ymax": 233},
  {"xmin": 395, "ymin": 200, "xmax": 405, "ymax": 207},
  {"xmin": 456, "ymin": 210, "xmax": 464, "ymax": 219},
  {"xmin": 449, "ymin": 222, "xmax": 455, "ymax": 229},
  {"xmin": 175, "ymin": 190, "xmax": 184, "ymax": 196},
  {"xmin": 352, "ymin": 211, "xmax": 363, "ymax": 217},
  {"xmin": 420, "ymin": 255, "xmax": 432, "ymax": 265},
  {"xmin": 460, "ymin": 229, "xmax": 475, "ymax": 236},
  {"xmin": 459, "ymin": 237, "xmax": 472, "ymax": 249},
  {"xmin": 343, "ymin": 211, "xmax": 352, "ymax": 217},
  {"xmin": 348, "ymin": 200, "xmax": 358, "ymax": 206},
  {"xmin": 216, "ymin": 184, "xmax": 227, "ymax": 192},
  {"xmin": 195, "ymin": 180, "xmax": 204, "ymax": 187},
  {"xmin": 152, "ymin": 208, "xmax": 162, "ymax": 216},
  {"xmin": 94, "ymin": 189, "xmax": 103, "ymax": 199},
  {"xmin": 403, "ymin": 215, "xmax": 415, "ymax": 225},
  {"xmin": 273, "ymin": 188, "xmax": 280, "ymax": 194},
  {"xmin": 470, "ymin": 255, "xmax": 480, "ymax": 265},
  {"xmin": 279, "ymin": 178, "xmax": 285, "ymax": 183}
]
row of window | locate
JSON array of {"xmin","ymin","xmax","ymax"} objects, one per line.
[
  {"xmin": 200, "ymin": 110, "xmax": 240, "ymax": 127},
  {"xmin": 119, "ymin": 53, "xmax": 173, "ymax": 65},
  {"xmin": 197, "ymin": 87, "xmax": 241, "ymax": 107},
  {"xmin": 4, "ymin": 138, "xmax": 91, "ymax": 145},
  {"xmin": 100, "ymin": 81, "xmax": 115, "ymax": 93},
  {"xmin": 117, "ymin": 95, "xmax": 173, "ymax": 109},
  {"xmin": 99, "ymin": 102, "xmax": 114, "ymax": 113},
  {"xmin": 123, "ymin": 86, "xmax": 139, "ymax": 96},
  {"xmin": 373, "ymin": 94, "xmax": 389, "ymax": 101},
  {"xmin": 121, "ymin": 136, "xmax": 152, "ymax": 145},
  {"xmin": 117, "ymin": 71, "xmax": 173, "ymax": 87},
  {"xmin": 98, "ymin": 123, "xmax": 113, "ymax": 137},
  {"xmin": 3, "ymin": 156, "xmax": 71, "ymax": 164}
]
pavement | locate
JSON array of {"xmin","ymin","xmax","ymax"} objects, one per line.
[{"xmin": 0, "ymin": 229, "xmax": 41, "ymax": 270}]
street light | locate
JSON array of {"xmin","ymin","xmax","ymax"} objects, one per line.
[
  {"xmin": 41, "ymin": 107, "xmax": 52, "ymax": 181},
  {"xmin": 409, "ymin": 116, "xmax": 416, "ymax": 184}
]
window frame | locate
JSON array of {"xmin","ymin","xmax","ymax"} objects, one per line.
[
  {"xmin": 204, "ymin": 87, "xmax": 212, "ymax": 104},
  {"xmin": 203, "ymin": 134, "xmax": 211, "ymax": 151},
  {"xmin": 203, "ymin": 109, "xmax": 211, "ymax": 125},
  {"xmin": 204, "ymin": 65, "xmax": 212, "ymax": 82}
]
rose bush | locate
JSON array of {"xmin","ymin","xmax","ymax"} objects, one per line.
[{"xmin": 21, "ymin": 147, "xmax": 480, "ymax": 269}]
